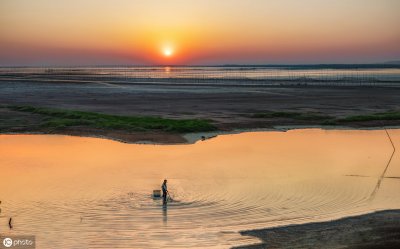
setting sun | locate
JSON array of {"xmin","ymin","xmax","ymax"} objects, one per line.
[{"xmin": 163, "ymin": 48, "xmax": 173, "ymax": 57}]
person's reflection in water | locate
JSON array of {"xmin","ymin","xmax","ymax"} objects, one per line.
[
  {"xmin": 162, "ymin": 204, "xmax": 168, "ymax": 224},
  {"xmin": 161, "ymin": 179, "xmax": 169, "ymax": 224}
]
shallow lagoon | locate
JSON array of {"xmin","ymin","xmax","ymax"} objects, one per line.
[{"xmin": 0, "ymin": 129, "xmax": 399, "ymax": 248}]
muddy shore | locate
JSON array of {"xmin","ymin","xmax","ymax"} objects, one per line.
[
  {"xmin": 234, "ymin": 210, "xmax": 400, "ymax": 249},
  {"xmin": 1, "ymin": 79, "xmax": 400, "ymax": 143}
]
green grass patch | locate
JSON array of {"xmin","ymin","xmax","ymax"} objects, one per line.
[
  {"xmin": 339, "ymin": 111, "xmax": 400, "ymax": 122},
  {"xmin": 251, "ymin": 111, "xmax": 332, "ymax": 121},
  {"xmin": 251, "ymin": 110, "xmax": 400, "ymax": 125},
  {"xmin": 9, "ymin": 105, "xmax": 216, "ymax": 133}
]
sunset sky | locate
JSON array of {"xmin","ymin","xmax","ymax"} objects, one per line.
[{"xmin": 1, "ymin": 0, "xmax": 399, "ymax": 66}]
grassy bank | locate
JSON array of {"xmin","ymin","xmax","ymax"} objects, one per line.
[
  {"xmin": 7, "ymin": 105, "xmax": 216, "ymax": 133},
  {"xmin": 2, "ymin": 106, "xmax": 400, "ymax": 144},
  {"xmin": 251, "ymin": 111, "xmax": 331, "ymax": 121},
  {"xmin": 338, "ymin": 111, "xmax": 400, "ymax": 122},
  {"xmin": 250, "ymin": 110, "xmax": 400, "ymax": 125}
]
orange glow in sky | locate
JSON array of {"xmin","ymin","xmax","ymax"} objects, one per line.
[{"xmin": 0, "ymin": 0, "xmax": 399, "ymax": 65}]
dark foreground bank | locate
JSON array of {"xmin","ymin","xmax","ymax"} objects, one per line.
[{"xmin": 234, "ymin": 210, "xmax": 400, "ymax": 249}]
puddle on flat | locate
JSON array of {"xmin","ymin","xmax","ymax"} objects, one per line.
[{"xmin": 0, "ymin": 129, "xmax": 399, "ymax": 248}]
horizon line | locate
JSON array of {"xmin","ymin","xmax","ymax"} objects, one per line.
[{"xmin": 1, "ymin": 62, "xmax": 400, "ymax": 69}]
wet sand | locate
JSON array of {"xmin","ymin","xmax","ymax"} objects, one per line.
[
  {"xmin": 235, "ymin": 210, "xmax": 400, "ymax": 249},
  {"xmin": 1, "ymin": 78, "xmax": 400, "ymax": 143}
]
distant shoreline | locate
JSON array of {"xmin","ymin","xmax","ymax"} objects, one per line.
[{"xmin": 234, "ymin": 209, "xmax": 400, "ymax": 249}]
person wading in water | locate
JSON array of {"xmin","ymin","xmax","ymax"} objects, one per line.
[{"xmin": 162, "ymin": 179, "xmax": 168, "ymax": 205}]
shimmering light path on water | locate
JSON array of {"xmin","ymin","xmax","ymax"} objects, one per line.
[{"xmin": 0, "ymin": 129, "xmax": 399, "ymax": 248}]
